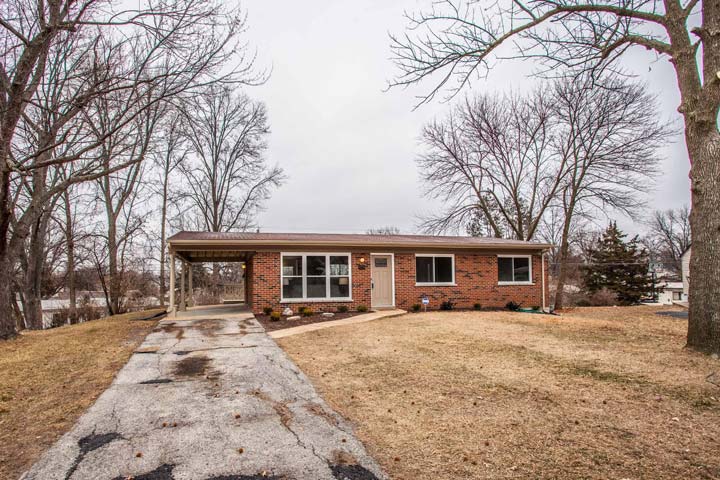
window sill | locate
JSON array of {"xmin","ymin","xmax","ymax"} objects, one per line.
[
  {"xmin": 415, "ymin": 283, "xmax": 457, "ymax": 287},
  {"xmin": 497, "ymin": 282, "xmax": 535, "ymax": 286},
  {"xmin": 280, "ymin": 298, "xmax": 353, "ymax": 303}
]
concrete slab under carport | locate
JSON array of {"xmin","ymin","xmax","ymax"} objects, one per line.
[{"xmin": 22, "ymin": 307, "xmax": 385, "ymax": 480}]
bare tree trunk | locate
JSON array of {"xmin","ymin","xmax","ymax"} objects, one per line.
[
  {"xmin": 0, "ymin": 164, "xmax": 16, "ymax": 337},
  {"xmin": 63, "ymin": 190, "xmax": 77, "ymax": 323},
  {"xmin": 158, "ymin": 176, "xmax": 169, "ymax": 307},
  {"xmin": 22, "ymin": 213, "xmax": 50, "ymax": 329},
  {"xmin": 553, "ymin": 212, "xmax": 573, "ymax": 311},
  {"xmin": 106, "ymin": 209, "xmax": 121, "ymax": 315},
  {"xmin": 686, "ymin": 129, "xmax": 720, "ymax": 354}
]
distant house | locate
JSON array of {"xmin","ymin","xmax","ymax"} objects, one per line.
[
  {"xmin": 656, "ymin": 281, "xmax": 684, "ymax": 305},
  {"xmin": 40, "ymin": 292, "xmax": 106, "ymax": 328},
  {"xmin": 681, "ymin": 246, "xmax": 691, "ymax": 300}
]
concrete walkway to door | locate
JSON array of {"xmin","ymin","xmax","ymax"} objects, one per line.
[{"xmin": 22, "ymin": 305, "xmax": 385, "ymax": 480}]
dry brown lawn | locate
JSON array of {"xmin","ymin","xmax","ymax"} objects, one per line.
[
  {"xmin": 278, "ymin": 305, "xmax": 720, "ymax": 480},
  {"xmin": 0, "ymin": 310, "xmax": 161, "ymax": 480}
]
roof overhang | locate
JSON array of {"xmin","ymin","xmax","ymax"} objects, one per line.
[{"xmin": 168, "ymin": 238, "xmax": 553, "ymax": 258}]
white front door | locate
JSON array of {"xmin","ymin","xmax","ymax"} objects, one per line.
[{"xmin": 371, "ymin": 255, "xmax": 393, "ymax": 307}]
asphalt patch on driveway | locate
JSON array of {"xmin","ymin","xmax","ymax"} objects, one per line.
[
  {"xmin": 205, "ymin": 475, "xmax": 284, "ymax": 480},
  {"xmin": 111, "ymin": 463, "xmax": 175, "ymax": 480},
  {"xmin": 330, "ymin": 463, "xmax": 381, "ymax": 480},
  {"xmin": 65, "ymin": 432, "xmax": 123, "ymax": 479}
]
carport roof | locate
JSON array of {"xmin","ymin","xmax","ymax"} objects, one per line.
[{"xmin": 167, "ymin": 231, "xmax": 552, "ymax": 251}]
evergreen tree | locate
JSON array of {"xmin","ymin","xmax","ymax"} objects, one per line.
[{"xmin": 582, "ymin": 223, "xmax": 652, "ymax": 305}]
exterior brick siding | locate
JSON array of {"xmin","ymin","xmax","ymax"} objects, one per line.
[
  {"xmin": 249, "ymin": 251, "xmax": 372, "ymax": 314},
  {"xmin": 247, "ymin": 250, "xmax": 547, "ymax": 314},
  {"xmin": 393, "ymin": 252, "xmax": 546, "ymax": 310}
]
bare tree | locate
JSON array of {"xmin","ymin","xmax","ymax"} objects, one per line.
[
  {"xmin": 551, "ymin": 77, "xmax": 668, "ymax": 309},
  {"xmin": 366, "ymin": 226, "xmax": 401, "ymax": 235},
  {"xmin": 0, "ymin": 0, "xmax": 257, "ymax": 338},
  {"xmin": 91, "ymin": 95, "xmax": 161, "ymax": 315},
  {"xmin": 58, "ymin": 178, "xmax": 79, "ymax": 322},
  {"xmin": 646, "ymin": 205, "xmax": 692, "ymax": 275},
  {"xmin": 417, "ymin": 89, "xmax": 564, "ymax": 240},
  {"xmin": 150, "ymin": 110, "xmax": 187, "ymax": 307},
  {"xmin": 390, "ymin": 0, "xmax": 719, "ymax": 352},
  {"xmin": 179, "ymin": 86, "xmax": 284, "ymax": 233}
]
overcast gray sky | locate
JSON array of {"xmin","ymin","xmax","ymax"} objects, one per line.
[{"xmin": 244, "ymin": 0, "xmax": 691, "ymax": 236}]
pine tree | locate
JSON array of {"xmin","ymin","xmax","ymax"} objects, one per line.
[{"xmin": 582, "ymin": 223, "xmax": 652, "ymax": 305}]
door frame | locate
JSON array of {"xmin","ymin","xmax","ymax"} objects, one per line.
[{"xmin": 370, "ymin": 253, "xmax": 395, "ymax": 308}]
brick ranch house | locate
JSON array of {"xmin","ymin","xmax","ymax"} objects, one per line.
[{"xmin": 166, "ymin": 232, "xmax": 552, "ymax": 314}]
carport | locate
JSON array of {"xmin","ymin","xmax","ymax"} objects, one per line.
[{"xmin": 167, "ymin": 233, "xmax": 254, "ymax": 313}]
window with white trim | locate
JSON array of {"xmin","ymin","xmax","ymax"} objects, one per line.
[
  {"xmin": 281, "ymin": 253, "xmax": 351, "ymax": 300},
  {"xmin": 415, "ymin": 254, "xmax": 454, "ymax": 284},
  {"xmin": 498, "ymin": 256, "xmax": 532, "ymax": 283}
]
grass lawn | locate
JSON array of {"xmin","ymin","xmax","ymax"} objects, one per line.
[
  {"xmin": 0, "ymin": 310, "xmax": 162, "ymax": 480},
  {"xmin": 278, "ymin": 306, "xmax": 720, "ymax": 479}
]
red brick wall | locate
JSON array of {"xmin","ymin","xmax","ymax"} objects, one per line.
[
  {"xmin": 249, "ymin": 251, "xmax": 372, "ymax": 313},
  {"xmin": 248, "ymin": 250, "xmax": 548, "ymax": 313},
  {"xmin": 393, "ymin": 253, "xmax": 547, "ymax": 310}
]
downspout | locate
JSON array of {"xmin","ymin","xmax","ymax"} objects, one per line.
[{"xmin": 541, "ymin": 250, "xmax": 546, "ymax": 312}]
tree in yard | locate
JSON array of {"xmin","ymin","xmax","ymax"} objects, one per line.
[
  {"xmin": 417, "ymin": 89, "xmax": 563, "ymax": 240},
  {"xmin": 150, "ymin": 111, "xmax": 188, "ymax": 307},
  {"xmin": 582, "ymin": 223, "xmax": 652, "ymax": 305},
  {"xmin": 645, "ymin": 205, "xmax": 692, "ymax": 276},
  {"xmin": 91, "ymin": 99, "xmax": 160, "ymax": 315},
  {"xmin": 390, "ymin": 0, "xmax": 720, "ymax": 353},
  {"xmin": 179, "ymin": 86, "xmax": 284, "ymax": 233},
  {"xmin": 550, "ymin": 77, "xmax": 668, "ymax": 310}
]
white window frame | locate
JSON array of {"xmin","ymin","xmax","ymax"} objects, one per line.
[
  {"xmin": 415, "ymin": 253, "xmax": 456, "ymax": 286},
  {"xmin": 280, "ymin": 252, "xmax": 353, "ymax": 302},
  {"xmin": 497, "ymin": 254, "xmax": 534, "ymax": 285}
]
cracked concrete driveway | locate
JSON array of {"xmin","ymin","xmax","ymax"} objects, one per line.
[{"xmin": 21, "ymin": 305, "xmax": 385, "ymax": 480}]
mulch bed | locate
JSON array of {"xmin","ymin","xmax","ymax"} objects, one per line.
[{"xmin": 255, "ymin": 312, "xmax": 362, "ymax": 332}]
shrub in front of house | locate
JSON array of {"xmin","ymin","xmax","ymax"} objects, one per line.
[
  {"xmin": 506, "ymin": 301, "xmax": 521, "ymax": 311},
  {"xmin": 263, "ymin": 306, "xmax": 273, "ymax": 315},
  {"xmin": 337, "ymin": 305, "xmax": 349, "ymax": 313},
  {"xmin": 357, "ymin": 305, "xmax": 368, "ymax": 313},
  {"xmin": 270, "ymin": 311, "xmax": 281, "ymax": 321},
  {"xmin": 473, "ymin": 303, "xmax": 482, "ymax": 311},
  {"xmin": 440, "ymin": 300, "xmax": 455, "ymax": 310},
  {"xmin": 301, "ymin": 308, "xmax": 313, "ymax": 317},
  {"xmin": 411, "ymin": 303, "xmax": 421, "ymax": 312}
]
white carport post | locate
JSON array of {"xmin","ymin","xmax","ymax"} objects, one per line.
[
  {"xmin": 188, "ymin": 263, "xmax": 194, "ymax": 307},
  {"xmin": 179, "ymin": 260, "xmax": 187, "ymax": 312},
  {"xmin": 169, "ymin": 253, "xmax": 176, "ymax": 316}
]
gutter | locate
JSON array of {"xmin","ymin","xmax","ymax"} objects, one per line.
[{"xmin": 167, "ymin": 239, "xmax": 554, "ymax": 251}]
